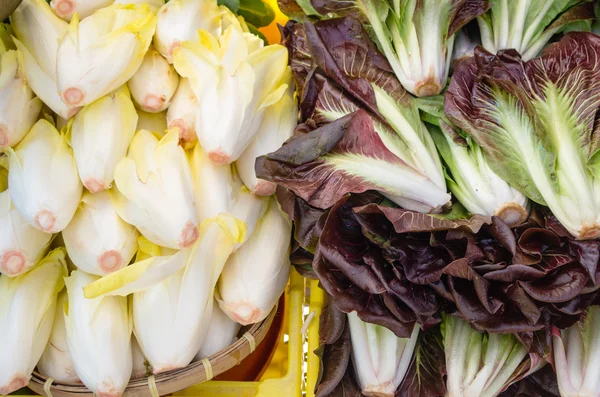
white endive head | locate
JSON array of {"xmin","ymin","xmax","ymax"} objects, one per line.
[
  {"xmin": 50, "ymin": 0, "xmax": 114, "ymax": 21},
  {"xmin": 196, "ymin": 300, "xmax": 241, "ymax": 360},
  {"xmin": 5, "ymin": 119, "xmax": 83, "ymax": 233},
  {"xmin": 0, "ymin": 160, "xmax": 52, "ymax": 277},
  {"xmin": 63, "ymin": 191, "xmax": 139, "ymax": 276},
  {"xmin": 136, "ymin": 109, "xmax": 167, "ymax": 136},
  {"xmin": 0, "ymin": 248, "xmax": 67, "ymax": 394},
  {"xmin": 84, "ymin": 214, "xmax": 245, "ymax": 373},
  {"xmin": 11, "ymin": 0, "xmax": 78, "ymax": 119},
  {"xmin": 236, "ymin": 68, "xmax": 297, "ymax": 196},
  {"xmin": 56, "ymin": 4, "xmax": 157, "ymax": 107},
  {"xmin": 37, "ymin": 291, "xmax": 80, "ymax": 384},
  {"xmin": 128, "ymin": 47, "xmax": 179, "ymax": 113},
  {"xmin": 64, "ymin": 270, "xmax": 132, "ymax": 397},
  {"xmin": 347, "ymin": 312, "xmax": 420, "ymax": 397},
  {"xmin": 112, "ymin": 129, "xmax": 199, "ymax": 249},
  {"xmin": 167, "ymin": 78, "xmax": 197, "ymax": 149},
  {"xmin": 217, "ymin": 198, "xmax": 290, "ymax": 325},
  {"xmin": 70, "ymin": 86, "xmax": 138, "ymax": 193},
  {"xmin": 173, "ymin": 26, "xmax": 289, "ymax": 165},
  {"xmin": 0, "ymin": 49, "xmax": 42, "ymax": 148},
  {"xmin": 153, "ymin": 0, "xmax": 222, "ymax": 63},
  {"xmin": 131, "ymin": 336, "xmax": 147, "ymax": 379},
  {"xmin": 189, "ymin": 143, "xmax": 265, "ymax": 245}
]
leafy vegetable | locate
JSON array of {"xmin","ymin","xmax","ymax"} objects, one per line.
[
  {"xmin": 446, "ymin": 32, "xmax": 600, "ymax": 240},
  {"xmin": 348, "ymin": 311, "xmax": 419, "ymax": 397},
  {"xmin": 314, "ymin": 190, "xmax": 600, "ymax": 339},
  {"xmin": 442, "ymin": 314, "xmax": 543, "ymax": 397},
  {"xmin": 429, "ymin": 120, "xmax": 529, "ymax": 226},
  {"xmin": 257, "ymin": 111, "xmax": 451, "ymax": 213},
  {"xmin": 280, "ymin": 0, "xmax": 489, "ymax": 96},
  {"xmin": 552, "ymin": 305, "xmax": 600, "ymax": 397},
  {"xmin": 477, "ymin": 0, "xmax": 595, "ymax": 60}
]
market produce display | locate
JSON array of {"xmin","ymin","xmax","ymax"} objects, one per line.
[
  {"xmin": 0, "ymin": 0, "xmax": 294, "ymax": 395},
  {"xmin": 258, "ymin": 0, "xmax": 600, "ymax": 396}
]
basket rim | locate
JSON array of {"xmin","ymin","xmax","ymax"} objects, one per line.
[{"xmin": 28, "ymin": 303, "xmax": 278, "ymax": 397}]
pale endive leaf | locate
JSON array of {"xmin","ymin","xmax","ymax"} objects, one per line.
[
  {"xmin": 0, "ymin": 188, "xmax": 52, "ymax": 277},
  {"xmin": 70, "ymin": 85, "xmax": 138, "ymax": 193},
  {"xmin": 217, "ymin": 198, "xmax": 291, "ymax": 325},
  {"xmin": 63, "ymin": 191, "xmax": 139, "ymax": 276},
  {"xmin": 64, "ymin": 270, "xmax": 132, "ymax": 397},
  {"xmin": 50, "ymin": 0, "xmax": 115, "ymax": 21},
  {"xmin": 0, "ymin": 248, "xmax": 67, "ymax": 395},
  {"xmin": 56, "ymin": 4, "xmax": 157, "ymax": 107},
  {"xmin": 167, "ymin": 78, "xmax": 198, "ymax": 150},
  {"xmin": 236, "ymin": 68, "xmax": 297, "ymax": 196},
  {"xmin": 153, "ymin": 0, "xmax": 222, "ymax": 63},
  {"xmin": 195, "ymin": 300, "xmax": 241, "ymax": 360},
  {"xmin": 173, "ymin": 26, "xmax": 289, "ymax": 164},
  {"xmin": 347, "ymin": 312, "xmax": 420, "ymax": 397},
  {"xmin": 11, "ymin": 0, "xmax": 78, "ymax": 118},
  {"xmin": 0, "ymin": 49, "xmax": 42, "ymax": 148},
  {"xmin": 128, "ymin": 47, "xmax": 179, "ymax": 113},
  {"xmin": 84, "ymin": 214, "xmax": 245, "ymax": 373},
  {"xmin": 189, "ymin": 143, "xmax": 266, "ymax": 245},
  {"xmin": 113, "ymin": 128, "xmax": 199, "ymax": 249},
  {"xmin": 5, "ymin": 119, "xmax": 83, "ymax": 233},
  {"xmin": 131, "ymin": 336, "xmax": 148, "ymax": 379},
  {"xmin": 37, "ymin": 291, "xmax": 80, "ymax": 384}
]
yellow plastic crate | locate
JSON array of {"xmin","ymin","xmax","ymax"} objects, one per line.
[
  {"xmin": 305, "ymin": 279, "xmax": 324, "ymax": 397},
  {"xmin": 172, "ymin": 270, "xmax": 305, "ymax": 397}
]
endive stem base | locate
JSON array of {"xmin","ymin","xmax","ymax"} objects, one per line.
[
  {"xmin": 494, "ymin": 202, "xmax": 528, "ymax": 227},
  {"xmin": 0, "ymin": 375, "xmax": 28, "ymax": 395},
  {"xmin": 1, "ymin": 250, "xmax": 26, "ymax": 276}
]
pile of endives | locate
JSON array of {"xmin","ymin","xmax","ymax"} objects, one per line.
[{"xmin": 0, "ymin": 0, "xmax": 297, "ymax": 395}]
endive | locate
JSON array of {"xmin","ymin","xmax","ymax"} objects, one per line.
[
  {"xmin": 113, "ymin": 129, "xmax": 199, "ymax": 249},
  {"xmin": 347, "ymin": 312, "xmax": 419, "ymax": 397},
  {"xmin": 0, "ymin": 47, "xmax": 42, "ymax": 148},
  {"xmin": 56, "ymin": 4, "xmax": 157, "ymax": 107},
  {"xmin": 50, "ymin": 0, "xmax": 114, "ymax": 21},
  {"xmin": 63, "ymin": 191, "xmax": 139, "ymax": 276},
  {"xmin": 37, "ymin": 292, "xmax": 80, "ymax": 384},
  {"xmin": 11, "ymin": 0, "xmax": 77, "ymax": 118},
  {"xmin": 217, "ymin": 198, "xmax": 290, "ymax": 325},
  {"xmin": 131, "ymin": 337, "xmax": 148, "ymax": 379},
  {"xmin": 0, "ymin": 248, "xmax": 67, "ymax": 395},
  {"xmin": 65, "ymin": 270, "xmax": 132, "ymax": 397},
  {"xmin": 0, "ymin": 160, "xmax": 52, "ymax": 277},
  {"xmin": 70, "ymin": 85, "xmax": 138, "ymax": 193},
  {"xmin": 189, "ymin": 143, "xmax": 265, "ymax": 245},
  {"xmin": 153, "ymin": 0, "xmax": 222, "ymax": 63},
  {"xmin": 236, "ymin": 68, "xmax": 297, "ymax": 196},
  {"xmin": 84, "ymin": 214, "xmax": 245, "ymax": 373},
  {"xmin": 5, "ymin": 119, "xmax": 83, "ymax": 233},
  {"xmin": 196, "ymin": 300, "xmax": 241, "ymax": 360},
  {"xmin": 128, "ymin": 47, "xmax": 179, "ymax": 113},
  {"xmin": 172, "ymin": 26, "xmax": 289, "ymax": 164},
  {"xmin": 167, "ymin": 78, "xmax": 198, "ymax": 150}
]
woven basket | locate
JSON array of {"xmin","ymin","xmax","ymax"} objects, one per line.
[{"xmin": 28, "ymin": 304, "xmax": 278, "ymax": 397}]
